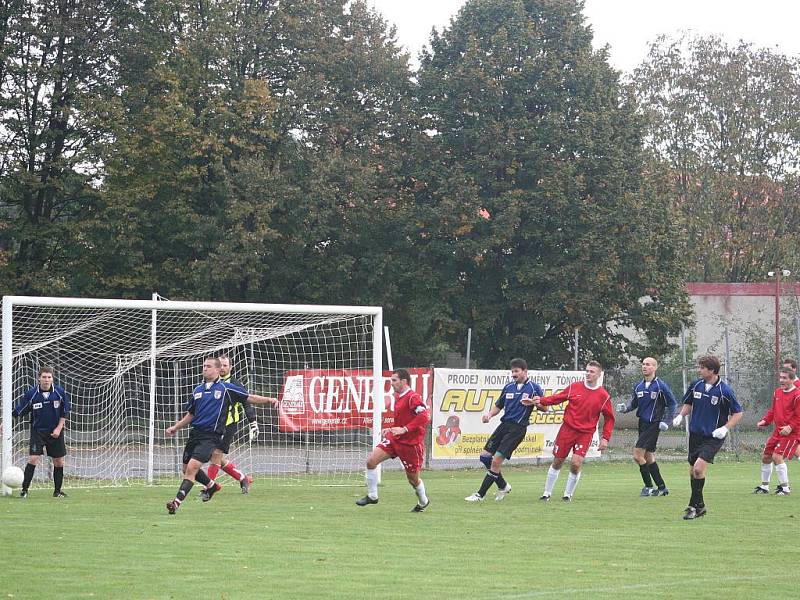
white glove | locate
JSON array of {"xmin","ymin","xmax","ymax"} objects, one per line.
[
  {"xmin": 248, "ymin": 421, "xmax": 260, "ymax": 442},
  {"xmin": 659, "ymin": 421, "xmax": 668, "ymax": 431},
  {"xmin": 616, "ymin": 403, "xmax": 627, "ymax": 413},
  {"xmin": 672, "ymin": 414, "xmax": 683, "ymax": 427},
  {"xmin": 712, "ymin": 425, "xmax": 728, "ymax": 440}
]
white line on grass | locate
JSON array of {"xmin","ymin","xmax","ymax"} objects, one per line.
[{"xmin": 504, "ymin": 574, "xmax": 771, "ymax": 598}]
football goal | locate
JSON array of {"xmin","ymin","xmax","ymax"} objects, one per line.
[{"xmin": 1, "ymin": 295, "xmax": 382, "ymax": 492}]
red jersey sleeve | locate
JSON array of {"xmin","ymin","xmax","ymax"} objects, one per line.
[
  {"xmin": 789, "ymin": 391, "xmax": 800, "ymax": 433},
  {"xmin": 600, "ymin": 392, "xmax": 615, "ymax": 441},
  {"xmin": 400, "ymin": 392, "xmax": 430, "ymax": 439},
  {"xmin": 539, "ymin": 383, "xmax": 578, "ymax": 407}
]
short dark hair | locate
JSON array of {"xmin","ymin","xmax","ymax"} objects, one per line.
[
  {"xmin": 698, "ymin": 355, "xmax": 721, "ymax": 374},
  {"xmin": 586, "ymin": 360, "xmax": 603, "ymax": 371},
  {"xmin": 39, "ymin": 366, "xmax": 54, "ymax": 376},
  {"xmin": 394, "ymin": 368, "xmax": 411, "ymax": 383},
  {"xmin": 779, "ymin": 366, "xmax": 795, "ymax": 377},
  {"xmin": 783, "ymin": 358, "xmax": 797, "ymax": 371},
  {"xmin": 204, "ymin": 356, "xmax": 222, "ymax": 368},
  {"xmin": 218, "ymin": 354, "xmax": 231, "ymax": 364},
  {"xmin": 510, "ymin": 358, "xmax": 528, "ymax": 371}
]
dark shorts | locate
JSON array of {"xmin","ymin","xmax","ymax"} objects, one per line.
[
  {"xmin": 688, "ymin": 432, "xmax": 725, "ymax": 465},
  {"xmin": 216, "ymin": 422, "xmax": 240, "ymax": 454},
  {"xmin": 484, "ymin": 421, "xmax": 528, "ymax": 460},
  {"xmin": 635, "ymin": 419, "xmax": 661, "ymax": 452},
  {"xmin": 182, "ymin": 430, "xmax": 222, "ymax": 465},
  {"xmin": 29, "ymin": 430, "xmax": 67, "ymax": 458}
]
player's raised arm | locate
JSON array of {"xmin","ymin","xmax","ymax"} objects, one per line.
[
  {"xmin": 537, "ymin": 384, "xmax": 576, "ymax": 407},
  {"xmin": 247, "ymin": 393, "xmax": 278, "ymax": 406}
]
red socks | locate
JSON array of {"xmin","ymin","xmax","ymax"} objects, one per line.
[{"xmin": 223, "ymin": 462, "xmax": 244, "ymax": 482}]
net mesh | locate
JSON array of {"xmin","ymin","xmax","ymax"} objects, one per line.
[{"xmin": 2, "ymin": 301, "xmax": 377, "ymax": 488}]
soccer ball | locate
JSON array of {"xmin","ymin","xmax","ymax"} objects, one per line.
[{"xmin": 2, "ymin": 465, "xmax": 25, "ymax": 489}]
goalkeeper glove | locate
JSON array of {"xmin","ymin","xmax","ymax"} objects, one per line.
[
  {"xmin": 712, "ymin": 425, "xmax": 728, "ymax": 439},
  {"xmin": 248, "ymin": 421, "xmax": 260, "ymax": 442},
  {"xmin": 672, "ymin": 414, "xmax": 683, "ymax": 427},
  {"xmin": 659, "ymin": 421, "xmax": 668, "ymax": 431},
  {"xmin": 615, "ymin": 402, "xmax": 627, "ymax": 413}
]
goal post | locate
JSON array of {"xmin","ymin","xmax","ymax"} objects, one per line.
[{"xmin": 1, "ymin": 295, "xmax": 383, "ymax": 492}]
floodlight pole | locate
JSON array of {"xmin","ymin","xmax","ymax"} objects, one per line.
[{"xmin": 768, "ymin": 270, "xmax": 791, "ymax": 382}]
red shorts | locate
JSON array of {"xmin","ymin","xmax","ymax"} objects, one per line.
[
  {"xmin": 552, "ymin": 425, "xmax": 595, "ymax": 459},
  {"xmin": 377, "ymin": 437, "xmax": 424, "ymax": 473},
  {"xmin": 763, "ymin": 433, "xmax": 800, "ymax": 459}
]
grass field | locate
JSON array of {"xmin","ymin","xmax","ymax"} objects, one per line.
[{"xmin": 3, "ymin": 460, "xmax": 800, "ymax": 599}]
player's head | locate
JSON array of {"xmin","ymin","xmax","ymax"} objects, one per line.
[
  {"xmin": 510, "ymin": 358, "xmax": 528, "ymax": 382},
  {"xmin": 697, "ymin": 355, "xmax": 721, "ymax": 378},
  {"xmin": 218, "ymin": 354, "xmax": 232, "ymax": 378},
  {"xmin": 779, "ymin": 366, "xmax": 796, "ymax": 389},
  {"xmin": 202, "ymin": 356, "xmax": 222, "ymax": 381},
  {"xmin": 391, "ymin": 368, "xmax": 412, "ymax": 392},
  {"xmin": 641, "ymin": 357, "xmax": 658, "ymax": 378},
  {"xmin": 585, "ymin": 360, "xmax": 602, "ymax": 385},
  {"xmin": 38, "ymin": 366, "xmax": 54, "ymax": 390},
  {"xmin": 782, "ymin": 358, "xmax": 797, "ymax": 376}
]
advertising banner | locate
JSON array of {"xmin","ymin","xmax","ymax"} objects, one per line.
[
  {"xmin": 278, "ymin": 368, "xmax": 431, "ymax": 432},
  {"xmin": 432, "ymin": 368, "xmax": 602, "ymax": 460}
]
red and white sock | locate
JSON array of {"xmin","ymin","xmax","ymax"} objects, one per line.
[
  {"xmin": 223, "ymin": 462, "xmax": 244, "ymax": 482},
  {"xmin": 207, "ymin": 463, "xmax": 220, "ymax": 481}
]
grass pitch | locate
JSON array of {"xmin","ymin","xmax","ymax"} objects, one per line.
[{"xmin": 3, "ymin": 460, "xmax": 800, "ymax": 599}]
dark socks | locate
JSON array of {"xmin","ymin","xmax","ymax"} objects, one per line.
[
  {"xmin": 649, "ymin": 462, "xmax": 665, "ymax": 488},
  {"xmin": 175, "ymin": 478, "xmax": 194, "ymax": 504},
  {"xmin": 639, "ymin": 463, "xmax": 653, "ymax": 487},
  {"xmin": 477, "ymin": 470, "xmax": 499, "ymax": 497},
  {"xmin": 53, "ymin": 466, "xmax": 64, "ymax": 493},
  {"xmin": 195, "ymin": 469, "xmax": 211, "ymax": 487},
  {"xmin": 496, "ymin": 472, "xmax": 508, "ymax": 490},
  {"xmin": 22, "ymin": 463, "xmax": 36, "ymax": 491},
  {"xmin": 690, "ymin": 476, "xmax": 705, "ymax": 507}
]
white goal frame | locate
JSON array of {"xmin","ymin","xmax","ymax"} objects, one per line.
[{"xmin": 1, "ymin": 295, "xmax": 383, "ymax": 490}]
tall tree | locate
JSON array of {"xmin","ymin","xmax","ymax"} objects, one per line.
[
  {"xmin": 417, "ymin": 0, "xmax": 690, "ymax": 367},
  {"xmin": 632, "ymin": 34, "xmax": 800, "ymax": 282},
  {"xmin": 0, "ymin": 0, "xmax": 119, "ymax": 294}
]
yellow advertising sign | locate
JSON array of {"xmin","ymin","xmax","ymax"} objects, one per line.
[{"xmin": 431, "ymin": 368, "xmax": 601, "ymax": 460}]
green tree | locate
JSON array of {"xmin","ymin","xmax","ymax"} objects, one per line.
[
  {"xmin": 416, "ymin": 0, "xmax": 690, "ymax": 368},
  {"xmin": 632, "ymin": 34, "xmax": 800, "ymax": 282},
  {"xmin": 0, "ymin": 0, "xmax": 119, "ymax": 294}
]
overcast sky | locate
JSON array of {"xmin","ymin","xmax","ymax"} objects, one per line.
[{"xmin": 369, "ymin": 0, "xmax": 800, "ymax": 72}]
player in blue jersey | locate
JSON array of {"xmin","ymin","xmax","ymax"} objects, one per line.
[
  {"xmin": 465, "ymin": 358, "xmax": 544, "ymax": 502},
  {"xmin": 617, "ymin": 357, "xmax": 677, "ymax": 496},
  {"xmin": 672, "ymin": 355, "xmax": 743, "ymax": 520},
  {"xmin": 164, "ymin": 356, "xmax": 251, "ymax": 514},
  {"xmin": 201, "ymin": 354, "xmax": 278, "ymax": 497},
  {"xmin": 9, "ymin": 367, "xmax": 70, "ymax": 498}
]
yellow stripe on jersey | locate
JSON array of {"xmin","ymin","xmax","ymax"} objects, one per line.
[{"xmin": 222, "ymin": 374, "xmax": 244, "ymax": 425}]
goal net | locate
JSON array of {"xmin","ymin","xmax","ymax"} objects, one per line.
[{"xmin": 1, "ymin": 296, "xmax": 382, "ymax": 491}]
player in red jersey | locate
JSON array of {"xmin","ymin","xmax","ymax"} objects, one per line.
[
  {"xmin": 356, "ymin": 368, "xmax": 431, "ymax": 512},
  {"xmin": 533, "ymin": 361, "xmax": 615, "ymax": 501},
  {"xmin": 754, "ymin": 366, "xmax": 800, "ymax": 495},
  {"xmin": 782, "ymin": 359, "xmax": 800, "ymax": 461}
]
